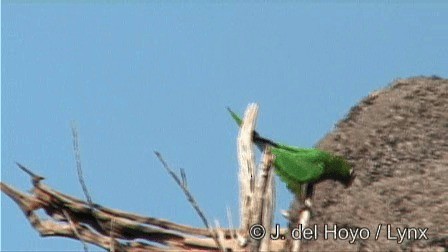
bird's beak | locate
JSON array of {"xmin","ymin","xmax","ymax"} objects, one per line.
[{"xmin": 344, "ymin": 169, "xmax": 356, "ymax": 188}]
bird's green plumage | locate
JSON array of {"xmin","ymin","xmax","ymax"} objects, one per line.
[{"xmin": 228, "ymin": 108, "xmax": 354, "ymax": 196}]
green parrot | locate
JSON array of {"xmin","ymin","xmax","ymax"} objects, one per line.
[{"xmin": 228, "ymin": 108, "xmax": 355, "ymax": 199}]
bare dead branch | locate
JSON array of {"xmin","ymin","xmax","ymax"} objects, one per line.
[
  {"xmin": 154, "ymin": 151, "xmax": 224, "ymax": 251},
  {"xmin": 257, "ymin": 147, "xmax": 275, "ymax": 252},
  {"xmin": 180, "ymin": 168, "xmax": 188, "ymax": 188},
  {"xmin": 3, "ymin": 104, "xmax": 286, "ymax": 251},
  {"xmin": 110, "ymin": 218, "xmax": 116, "ymax": 252},
  {"xmin": 237, "ymin": 103, "xmax": 259, "ymax": 239},
  {"xmin": 226, "ymin": 206, "xmax": 236, "ymax": 240},
  {"xmin": 237, "ymin": 104, "xmax": 277, "ymax": 251},
  {"xmin": 71, "ymin": 123, "xmax": 93, "ymax": 207},
  {"xmin": 63, "ymin": 209, "xmax": 89, "ymax": 252},
  {"xmin": 16, "ymin": 162, "xmax": 44, "ymax": 185},
  {"xmin": 1, "ymin": 176, "xmax": 250, "ymax": 251},
  {"xmin": 2, "ymin": 165, "xmax": 287, "ymax": 251},
  {"xmin": 296, "ymin": 197, "xmax": 313, "ymax": 252},
  {"xmin": 285, "ymin": 187, "xmax": 313, "ymax": 252},
  {"xmin": 71, "ymin": 123, "xmax": 111, "ymax": 247}
]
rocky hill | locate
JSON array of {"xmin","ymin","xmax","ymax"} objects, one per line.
[{"xmin": 299, "ymin": 77, "xmax": 447, "ymax": 251}]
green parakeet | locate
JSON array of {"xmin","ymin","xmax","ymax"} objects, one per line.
[{"xmin": 228, "ymin": 108, "xmax": 355, "ymax": 198}]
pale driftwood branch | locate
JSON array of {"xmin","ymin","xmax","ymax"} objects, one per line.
[
  {"xmin": 237, "ymin": 103, "xmax": 258, "ymax": 237},
  {"xmin": 110, "ymin": 218, "xmax": 116, "ymax": 252},
  {"xmin": 2, "ymin": 104, "xmax": 289, "ymax": 251},
  {"xmin": 237, "ymin": 103, "xmax": 278, "ymax": 251},
  {"xmin": 295, "ymin": 197, "xmax": 312, "ymax": 252},
  {"xmin": 1, "ymin": 170, "xmax": 230, "ymax": 251},
  {"xmin": 154, "ymin": 151, "xmax": 224, "ymax": 251},
  {"xmin": 16, "ymin": 162, "xmax": 44, "ymax": 185},
  {"xmin": 258, "ymin": 147, "xmax": 275, "ymax": 252},
  {"xmin": 1, "ymin": 169, "xmax": 288, "ymax": 251},
  {"xmin": 285, "ymin": 186, "xmax": 313, "ymax": 252}
]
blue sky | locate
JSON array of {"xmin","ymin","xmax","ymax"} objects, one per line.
[{"xmin": 2, "ymin": 2, "xmax": 447, "ymax": 251}]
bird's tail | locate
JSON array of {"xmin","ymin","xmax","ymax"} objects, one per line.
[
  {"xmin": 227, "ymin": 107, "xmax": 279, "ymax": 149},
  {"xmin": 227, "ymin": 107, "xmax": 243, "ymax": 127}
]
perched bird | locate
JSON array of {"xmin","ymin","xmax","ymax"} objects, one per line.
[{"xmin": 228, "ymin": 108, "xmax": 355, "ymax": 199}]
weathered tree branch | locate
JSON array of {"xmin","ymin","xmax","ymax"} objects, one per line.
[
  {"xmin": 237, "ymin": 103, "xmax": 277, "ymax": 251},
  {"xmin": 1, "ymin": 177, "xmax": 234, "ymax": 251},
  {"xmin": 2, "ymin": 103, "xmax": 288, "ymax": 251},
  {"xmin": 237, "ymin": 103, "xmax": 259, "ymax": 237},
  {"xmin": 154, "ymin": 151, "xmax": 224, "ymax": 251}
]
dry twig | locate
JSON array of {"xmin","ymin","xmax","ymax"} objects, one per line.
[
  {"xmin": 62, "ymin": 209, "xmax": 89, "ymax": 252},
  {"xmin": 71, "ymin": 123, "xmax": 93, "ymax": 207},
  {"xmin": 154, "ymin": 151, "xmax": 224, "ymax": 251}
]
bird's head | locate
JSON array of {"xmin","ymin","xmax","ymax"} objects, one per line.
[
  {"xmin": 331, "ymin": 155, "xmax": 355, "ymax": 188},
  {"xmin": 342, "ymin": 167, "xmax": 356, "ymax": 188}
]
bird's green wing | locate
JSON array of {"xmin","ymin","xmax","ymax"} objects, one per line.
[
  {"xmin": 272, "ymin": 147, "xmax": 327, "ymax": 189},
  {"xmin": 274, "ymin": 143, "xmax": 307, "ymax": 153}
]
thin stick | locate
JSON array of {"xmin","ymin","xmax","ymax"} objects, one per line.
[
  {"xmin": 16, "ymin": 162, "xmax": 44, "ymax": 185},
  {"xmin": 214, "ymin": 219, "xmax": 227, "ymax": 251},
  {"xmin": 290, "ymin": 188, "xmax": 313, "ymax": 252},
  {"xmin": 226, "ymin": 206, "xmax": 236, "ymax": 239},
  {"xmin": 62, "ymin": 209, "xmax": 89, "ymax": 252},
  {"xmin": 180, "ymin": 168, "xmax": 188, "ymax": 188},
  {"xmin": 71, "ymin": 123, "xmax": 93, "ymax": 207},
  {"xmin": 71, "ymin": 123, "xmax": 108, "ymax": 235},
  {"xmin": 154, "ymin": 151, "xmax": 224, "ymax": 251},
  {"xmin": 258, "ymin": 147, "xmax": 275, "ymax": 252},
  {"xmin": 249, "ymin": 146, "xmax": 275, "ymax": 251},
  {"xmin": 110, "ymin": 218, "xmax": 116, "ymax": 252}
]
